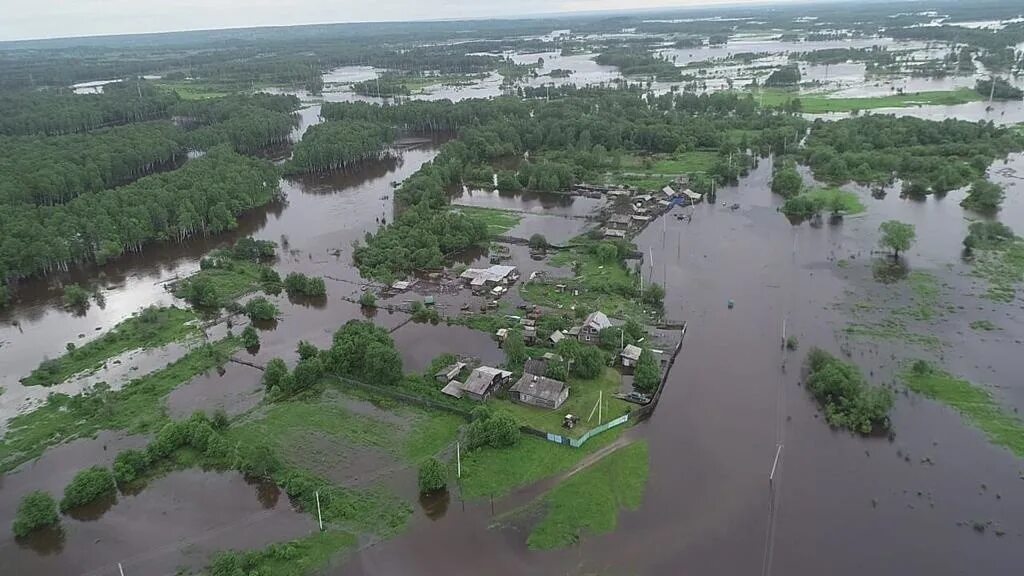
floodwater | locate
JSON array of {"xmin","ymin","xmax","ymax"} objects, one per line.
[{"xmin": 336, "ymin": 155, "xmax": 1024, "ymax": 575}]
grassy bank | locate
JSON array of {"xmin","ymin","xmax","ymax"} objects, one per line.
[
  {"xmin": 902, "ymin": 362, "xmax": 1024, "ymax": 457},
  {"xmin": 782, "ymin": 187, "xmax": 865, "ymax": 218},
  {"xmin": 459, "ymin": 427, "xmax": 625, "ymax": 499},
  {"xmin": 753, "ymin": 88, "xmax": 982, "ymax": 113},
  {"xmin": 450, "ymin": 205, "xmax": 523, "ymax": 236},
  {"xmin": 526, "ymin": 441, "xmax": 649, "ymax": 550},
  {"xmin": 0, "ymin": 338, "xmax": 238, "ymax": 473},
  {"xmin": 605, "ymin": 151, "xmax": 717, "ymax": 191},
  {"xmin": 493, "ymin": 368, "xmax": 632, "ymax": 439},
  {"xmin": 20, "ymin": 306, "xmax": 197, "ymax": 387}
]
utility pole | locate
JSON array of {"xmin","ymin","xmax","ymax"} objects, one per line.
[
  {"xmin": 989, "ymin": 75, "xmax": 996, "ymax": 104},
  {"xmin": 315, "ymin": 491, "xmax": 324, "ymax": 531},
  {"xmin": 457, "ymin": 442, "xmax": 462, "ymax": 478},
  {"xmin": 119, "ymin": 563, "xmax": 126, "ymax": 576}
]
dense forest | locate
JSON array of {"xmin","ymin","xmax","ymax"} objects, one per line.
[
  {"xmin": 0, "ymin": 147, "xmax": 279, "ymax": 281},
  {"xmin": 174, "ymin": 94, "xmax": 301, "ymax": 154},
  {"xmin": 284, "ymin": 121, "xmax": 395, "ymax": 175},
  {"xmin": 594, "ymin": 50, "xmax": 683, "ymax": 82}
]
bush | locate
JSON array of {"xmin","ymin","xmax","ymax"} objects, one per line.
[
  {"xmin": 12, "ymin": 491, "xmax": 59, "ymax": 538},
  {"xmin": 284, "ymin": 272, "xmax": 327, "ymax": 297},
  {"xmin": 418, "ymin": 458, "xmax": 448, "ymax": 493},
  {"xmin": 359, "ymin": 290, "xmax": 377, "ymax": 308},
  {"xmin": 963, "ymin": 221, "xmax": 1015, "ymax": 251},
  {"xmin": 148, "ymin": 421, "xmax": 189, "ymax": 459},
  {"xmin": 60, "ymin": 466, "xmax": 116, "ymax": 512},
  {"xmin": 241, "ymin": 325, "xmax": 260, "ymax": 349},
  {"xmin": 63, "ymin": 284, "xmax": 91, "ymax": 309},
  {"xmin": 244, "ymin": 297, "xmax": 278, "ymax": 321},
  {"xmin": 113, "ymin": 449, "xmax": 150, "ymax": 486},
  {"xmin": 263, "ymin": 358, "xmax": 289, "ymax": 392},
  {"xmin": 960, "ymin": 179, "xmax": 1005, "ymax": 213},
  {"xmin": 529, "ymin": 233, "xmax": 549, "ymax": 250},
  {"xmin": 804, "ymin": 348, "xmax": 892, "ymax": 434},
  {"xmin": 785, "ymin": 336, "xmax": 799, "ymax": 350},
  {"xmin": 238, "ymin": 445, "xmax": 281, "ymax": 479},
  {"xmin": 410, "ymin": 300, "xmax": 440, "ymax": 323},
  {"xmin": 211, "ymin": 409, "xmax": 230, "ymax": 431},
  {"xmin": 296, "ymin": 340, "xmax": 319, "ymax": 360},
  {"xmin": 633, "ymin": 348, "xmax": 660, "ymax": 394},
  {"xmin": 259, "ymin": 267, "xmax": 283, "ymax": 295},
  {"xmin": 466, "ymin": 411, "xmax": 520, "ymax": 450}
]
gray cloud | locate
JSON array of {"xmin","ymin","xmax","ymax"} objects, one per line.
[{"xmin": 0, "ymin": 0, "xmax": 790, "ymax": 42}]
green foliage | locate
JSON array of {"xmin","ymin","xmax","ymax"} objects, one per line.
[
  {"xmin": 503, "ymin": 330, "xmax": 528, "ymax": 371},
  {"xmin": 527, "ymin": 441, "xmax": 649, "ymax": 550},
  {"xmin": 229, "ymin": 237, "xmax": 277, "ymax": 261},
  {"xmin": 284, "ymin": 120, "xmax": 394, "ymax": 174},
  {"xmin": 211, "ymin": 409, "xmax": 230, "ymax": 431},
  {"xmin": 771, "ymin": 159, "xmax": 804, "ymax": 198},
  {"xmin": 782, "ymin": 188, "xmax": 865, "ymax": 219},
  {"xmin": 466, "ymin": 410, "xmax": 521, "ymax": 450},
  {"xmin": 529, "ymin": 234, "xmax": 549, "ymax": 250},
  {"xmin": 241, "ymin": 325, "xmax": 260, "ymax": 349},
  {"xmin": 641, "ymin": 282, "xmax": 665, "ymax": 309},
  {"xmin": 765, "ymin": 64, "xmax": 801, "ymax": 87},
  {"xmin": 296, "ymin": 341, "xmax": 319, "ymax": 361},
  {"xmin": 964, "ymin": 221, "xmax": 1015, "ymax": 251},
  {"xmin": 975, "ymin": 78, "xmax": 1023, "ymax": 100},
  {"xmin": 556, "ymin": 339, "xmax": 608, "ymax": 379},
  {"xmin": 60, "ymin": 466, "xmax": 116, "ymax": 512},
  {"xmin": 263, "ymin": 358, "xmax": 290, "ymax": 392},
  {"xmin": 21, "ymin": 306, "xmax": 196, "ymax": 387},
  {"xmin": 284, "ymin": 273, "xmax": 327, "ymax": 297},
  {"xmin": 325, "ymin": 320, "xmax": 404, "ymax": 387},
  {"xmin": 62, "ymin": 284, "xmax": 91, "ymax": 309},
  {"xmin": 632, "ymin": 348, "xmax": 661, "ymax": 394},
  {"xmin": 409, "ymin": 300, "xmax": 440, "ymax": 323},
  {"xmin": 786, "ymin": 336, "xmax": 799, "ymax": 350},
  {"xmin": 244, "ymin": 297, "xmax": 279, "ymax": 321},
  {"xmin": 960, "ymin": 179, "xmax": 1005, "ymax": 213},
  {"xmin": 417, "ymin": 458, "xmax": 448, "ymax": 493},
  {"xmin": 358, "ymin": 290, "xmax": 377, "ymax": 308},
  {"xmin": 113, "ymin": 449, "xmax": 150, "ymax": 486},
  {"xmin": 805, "ymin": 348, "xmax": 893, "ymax": 434},
  {"xmin": 12, "ymin": 491, "xmax": 59, "ymax": 538},
  {"xmin": 878, "ymin": 220, "xmax": 916, "ymax": 258},
  {"xmin": 260, "ymin": 266, "xmax": 283, "ymax": 295},
  {"xmin": 594, "ymin": 49, "xmax": 682, "ymax": 81}
]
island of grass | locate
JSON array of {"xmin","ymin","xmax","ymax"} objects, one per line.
[
  {"xmin": 525, "ymin": 440, "xmax": 649, "ymax": 550},
  {"xmin": 449, "ymin": 206, "xmax": 523, "ymax": 236},
  {"xmin": 0, "ymin": 338, "xmax": 239, "ymax": 474},
  {"xmin": 902, "ymin": 361, "xmax": 1024, "ymax": 457},
  {"xmin": 20, "ymin": 306, "xmax": 197, "ymax": 387},
  {"xmin": 782, "ymin": 187, "xmax": 866, "ymax": 219},
  {"xmin": 752, "ymin": 88, "xmax": 983, "ymax": 114},
  {"xmin": 174, "ymin": 239, "xmax": 280, "ymax": 308}
]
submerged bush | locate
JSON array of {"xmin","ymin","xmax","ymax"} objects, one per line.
[
  {"xmin": 113, "ymin": 449, "xmax": 150, "ymax": 486},
  {"xmin": 418, "ymin": 458, "xmax": 448, "ymax": 493},
  {"xmin": 60, "ymin": 466, "xmax": 116, "ymax": 512},
  {"xmin": 805, "ymin": 348, "xmax": 892, "ymax": 434},
  {"xmin": 12, "ymin": 491, "xmax": 59, "ymax": 538}
]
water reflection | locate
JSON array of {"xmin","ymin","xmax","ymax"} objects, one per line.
[
  {"xmin": 16, "ymin": 525, "xmax": 66, "ymax": 556},
  {"xmin": 418, "ymin": 489, "xmax": 450, "ymax": 521},
  {"xmin": 65, "ymin": 492, "xmax": 117, "ymax": 522}
]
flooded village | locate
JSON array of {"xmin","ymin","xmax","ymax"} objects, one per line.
[{"xmin": 2, "ymin": 1, "xmax": 1024, "ymax": 575}]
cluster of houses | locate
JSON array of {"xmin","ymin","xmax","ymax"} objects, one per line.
[
  {"xmin": 603, "ymin": 177, "xmax": 703, "ymax": 239},
  {"xmin": 436, "ymin": 358, "xmax": 570, "ymax": 410}
]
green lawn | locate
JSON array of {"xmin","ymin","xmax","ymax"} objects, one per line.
[
  {"xmin": 450, "ymin": 206, "xmax": 523, "ymax": 236},
  {"xmin": 458, "ymin": 427, "xmax": 625, "ymax": 499},
  {"xmin": 751, "ymin": 88, "xmax": 982, "ymax": 113},
  {"xmin": 228, "ymin": 383, "xmax": 463, "ymax": 474},
  {"xmin": 0, "ymin": 338, "xmax": 239, "ymax": 473},
  {"xmin": 493, "ymin": 368, "xmax": 632, "ymax": 438},
  {"xmin": 527, "ymin": 441, "xmax": 649, "ymax": 550},
  {"xmin": 153, "ymin": 81, "xmax": 230, "ymax": 100},
  {"xmin": 21, "ymin": 306, "xmax": 197, "ymax": 387},
  {"xmin": 174, "ymin": 258, "xmax": 266, "ymax": 304},
  {"xmin": 902, "ymin": 365, "xmax": 1024, "ymax": 457},
  {"xmin": 802, "ymin": 187, "xmax": 866, "ymax": 215},
  {"xmin": 605, "ymin": 151, "xmax": 718, "ymax": 191}
]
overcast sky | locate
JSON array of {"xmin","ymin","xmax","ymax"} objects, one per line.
[{"xmin": 1, "ymin": 0, "xmax": 796, "ymax": 42}]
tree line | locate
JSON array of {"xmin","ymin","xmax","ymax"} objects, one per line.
[
  {"xmin": 283, "ymin": 121, "xmax": 395, "ymax": 175},
  {"xmin": 0, "ymin": 146, "xmax": 280, "ymax": 282}
]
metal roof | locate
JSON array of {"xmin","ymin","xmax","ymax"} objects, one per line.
[{"xmin": 510, "ymin": 374, "xmax": 568, "ymax": 404}]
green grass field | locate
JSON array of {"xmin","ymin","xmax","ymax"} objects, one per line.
[
  {"xmin": 492, "ymin": 368, "xmax": 632, "ymax": 438},
  {"xmin": 902, "ymin": 364, "xmax": 1024, "ymax": 457},
  {"xmin": 751, "ymin": 88, "xmax": 982, "ymax": 113},
  {"xmin": 606, "ymin": 151, "xmax": 717, "ymax": 191},
  {"xmin": 527, "ymin": 441, "xmax": 649, "ymax": 550},
  {"xmin": 153, "ymin": 81, "xmax": 230, "ymax": 100},
  {"xmin": 802, "ymin": 187, "xmax": 866, "ymax": 215},
  {"xmin": 451, "ymin": 205, "xmax": 523, "ymax": 236},
  {"xmin": 458, "ymin": 427, "xmax": 625, "ymax": 499},
  {"xmin": 0, "ymin": 338, "xmax": 238, "ymax": 473},
  {"xmin": 21, "ymin": 306, "xmax": 197, "ymax": 387}
]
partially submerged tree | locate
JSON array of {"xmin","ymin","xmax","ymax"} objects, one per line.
[
  {"xmin": 12, "ymin": 491, "xmax": 59, "ymax": 538},
  {"xmin": 878, "ymin": 220, "xmax": 916, "ymax": 259},
  {"xmin": 417, "ymin": 458, "xmax": 448, "ymax": 493},
  {"xmin": 633, "ymin": 348, "xmax": 661, "ymax": 394}
]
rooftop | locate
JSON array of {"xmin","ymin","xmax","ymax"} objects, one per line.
[
  {"xmin": 621, "ymin": 344, "xmax": 642, "ymax": 361},
  {"xmin": 510, "ymin": 374, "xmax": 568, "ymax": 404},
  {"xmin": 583, "ymin": 311, "xmax": 612, "ymax": 331},
  {"xmin": 461, "ymin": 265, "xmax": 518, "ymax": 285}
]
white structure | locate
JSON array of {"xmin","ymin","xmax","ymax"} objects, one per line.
[
  {"xmin": 620, "ymin": 345, "xmax": 643, "ymax": 368},
  {"xmin": 578, "ymin": 311, "xmax": 612, "ymax": 343},
  {"xmin": 461, "ymin": 265, "xmax": 519, "ymax": 288}
]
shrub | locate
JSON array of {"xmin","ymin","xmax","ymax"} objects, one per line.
[
  {"xmin": 244, "ymin": 297, "xmax": 278, "ymax": 321},
  {"xmin": 211, "ymin": 409, "xmax": 230, "ymax": 431},
  {"xmin": 12, "ymin": 491, "xmax": 59, "ymax": 538},
  {"xmin": 467, "ymin": 411, "xmax": 521, "ymax": 450},
  {"xmin": 786, "ymin": 336, "xmax": 799, "ymax": 350},
  {"xmin": 263, "ymin": 358, "xmax": 289, "ymax": 391},
  {"xmin": 296, "ymin": 340, "xmax": 319, "ymax": 360},
  {"xmin": 238, "ymin": 445, "xmax": 281, "ymax": 479},
  {"xmin": 148, "ymin": 421, "xmax": 189, "ymax": 460},
  {"xmin": 241, "ymin": 325, "xmax": 260, "ymax": 349},
  {"xmin": 113, "ymin": 449, "xmax": 150, "ymax": 486},
  {"xmin": 359, "ymin": 290, "xmax": 377, "ymax": 308},
  {"xmin": 633, "ymin": 348, "xmax": 661, "ymax": 394},
  {"xmin": 804, "ymin": 348, "xmax": 893, "ymax": 434},
  {"xmin": 60, "ymin": 466, "xmax": 116, "ymax": 512},
  {"xmin": 963, "ymin": 221, "xmax": 1015, "ymax": 251},
  {"xmin": 63, "ymin": 284, "xmax": 91, "ymax": 310},
  {"xmin": 418, "ymin": 458, "xmax": 448, "ymax": 493},
  {"xmin": 284, "ymin": 272, "xmax": 327, "ymax": 297}
]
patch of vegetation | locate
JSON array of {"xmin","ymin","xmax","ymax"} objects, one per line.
[
  {"xmin": 781, "ymin": 187, "xmax": 865, "ymax": 218},
  {"xmin": 450, "ymin": 206, "xmax": 522, "ymax": 236},
  {"xmin": 960, "ymin": 180, "xmax": 1005, "ymax": 213},
  {"xmin": 60, "ymin": 466, "xmax": 116, "ymax": 512},
  {"xmin": 284, "ymin": 273, "xmax": 327, "ymax": 298},
  {"xmin": 0, "ymin": 338, "xmax": 238, "ymax": 473},
  {"xmin": 526, "ymin": 441, "xmax": 649, "ymax": 550},
  {"xmin": 449, "ymin": 312, "xmax": 518, "ymax": 334},
  {"xmin": 879, "ymin": 220, "xmax": 916, "ymax": 259},
  {"xmin": 969, "ymin": 320, "xmax": 998, "ymax": 332},
  {"xmin": 844, "ymin": 319, "xmax": 942, "ymax": 350},
  {"xmin": 466, "ymin": 407, "xmax": 521, "ymax": 450},
  {"xmin": 21, "ymin": 306, "xmax": 197, "ymax": 387},
  {"xmin": 241, "ymin": 325, "xmax": 260, "ymax": 349},
  {"xmin": 358, "ymin": 290, "xmax": 377, "ymax": 308},
  {"xmin": 409, "ymin": 300, "xmax": 440, "ymax": 324},
  {"xmin": 805, "ymin": 348, "xmax": 893, "ymax": 434},
  {"xmin": 12, "ymin": 491, "xmax": 60, "ymax": 538},
  {"xmin": 176, "ymin": 255, "xmax": 266, "ymax": 308},
  {"xmin": 903, "ymin": 271, "xmax": 941, "ymax": 321},
  {"xmin": 902, "ymin": 361, "xmax": 1024, "ymax": 457},
  {"xmin": 970, "ymin": 240, "xmax": 1024, "ymax": 303},
  {"xmin": 459, "ymin": 427, "xmax": 625, "ymax": 499},
  {"xmin": 632, "ymin": 349, "xmax": 661, "ymax": 395},
  {"xmin": 964, "ymin": 221, "xmax": 1015, "ymax": 252},
  {"xmin": 755, "ymin": 88, "xmax": 983, "ymax": 113},
  {"xmin": 244, "ymin": 297, "xmax": 279, "ymax": 321},
  {"xmin": 206, "ymin": 532, "xmax": 358, "ymax": 576},
  {"xmin": 62, "ymin": 283, "xmax": 92, "ymax": 310},
  {"xmin": 418, "ymin": 458, "xmax": 448, "ymax": 493}
]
